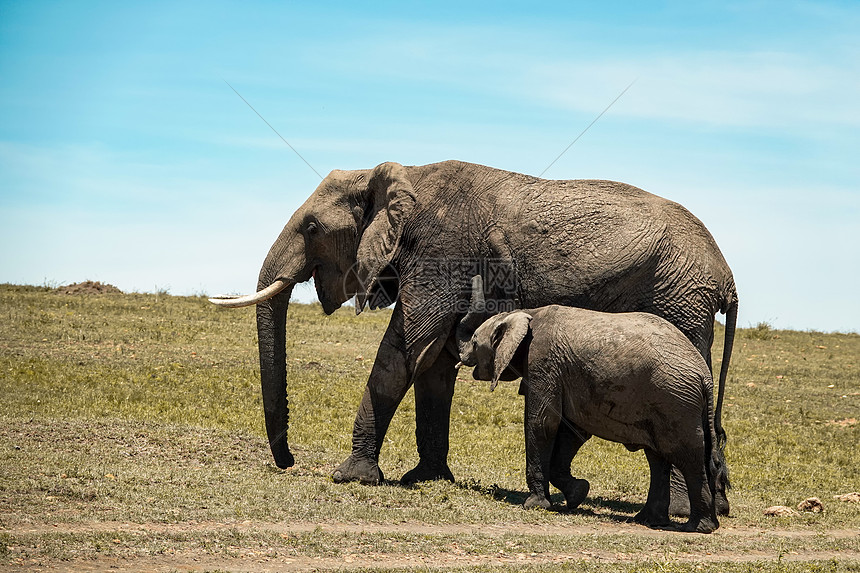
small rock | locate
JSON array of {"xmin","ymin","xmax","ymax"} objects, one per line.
[
  {"xmin": 763, "ymin": 505, "xmax": 797, "ymax": 516},
  {"xmin": 834, "ymin": 492, "xmax": 860, "ymax": 503},
  {"xmin": 797, "ymin": 497, "xmax": 824, "ymax": 513}
]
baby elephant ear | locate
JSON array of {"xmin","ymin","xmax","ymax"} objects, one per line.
[
  {"xmin": 355, "ymin": 162, "xmax": 417, "ymax": 311},
  {"xmin": 491, "ymin": 312, "xmax": 532, "ymax": 391}
]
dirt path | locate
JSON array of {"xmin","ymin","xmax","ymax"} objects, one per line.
[
  {"xmin": 4, "ymin": 520, "xmax": 858, "ymax": 572},
  {"xmin": 6, "ymin": 518, "xmax": 860, "ymax": 538},
  {"xmin": 6, "ymin": 550, "xmax": 860, "ymax": 573}
]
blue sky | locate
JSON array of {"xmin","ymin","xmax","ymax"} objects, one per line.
[{"xmin": 1, "ymin": 1, "xmax": 858, "ymax": 332}]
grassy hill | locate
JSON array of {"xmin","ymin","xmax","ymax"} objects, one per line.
[{"xmin": 1, "ymin": 284, "xmax": 858, "ymax": 571}]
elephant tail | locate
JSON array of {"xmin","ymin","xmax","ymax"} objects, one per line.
[
  {"xmin": 702, "ymin": 370, "xmax": 725, "ymax": 498},
  {"xmin": 714, "ymin": 282, "xmax": 738, "ymax": 454}
]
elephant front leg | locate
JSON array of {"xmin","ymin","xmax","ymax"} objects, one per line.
[
  {"xmin": 333, "ymin": 305, "xmax": 410, "ymax": 485},
  {"xmin": 523, "ymin": 379, "xmax": 560, "ymax": 510},
  {"xmin": 400, "ymin": 346, "xmax": 458, "ymax": 485}
]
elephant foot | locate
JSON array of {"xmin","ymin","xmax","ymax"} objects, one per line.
[
  {"xmin": 668, "ymin": 468, "xmax": 690, "ymax": 517},
  {"xmin": 633, "ymin": 507, "xmax": 672, "ymax": 528},
  {"xmin": 668, "ymin": 486, "xmax": 729, "ymax": 517},
  {"xmin": 679, "ymin": 516, "xmax": 719, "ymax": 534},
  {"xmin": 715, "ymin": 490, "xmax": 730, "ymax": 516},
  {"xmin": 272, "ymin": 448, "xmax": 295, "ymax": 469},
  {"xmin": 523, "ymin": 493, "xmax": 552, "ymax": 510},
  {"xmin": 332, "ymin": 454, "xmax": 384, "ymax": 485},
  {"xmin": 559, "ymin": 479, "xmax": 590, "ymax": 512},
  {"xmin": 400, "ymin": 461, "xmax": 455, "ymax": 486}
]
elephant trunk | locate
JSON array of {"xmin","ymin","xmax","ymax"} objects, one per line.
[
  {"xmin": 456, "ymin": 275, "xmax": 486, "ymax": 366},
  {"xmin": 252, "ymin": 220, "xmax": 311, "ymax": 469},
  {"xmin": 257, "ymin": 285, "xmax": 295, "ymax": 468},
  {"xmin": 209, "ymin": 271, "xmax": 297, "ymax": 467}
]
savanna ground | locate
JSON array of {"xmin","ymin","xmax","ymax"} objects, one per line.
[{"xmin": 0, "ymin": 283, "xmax": 858, "ymax": 572}]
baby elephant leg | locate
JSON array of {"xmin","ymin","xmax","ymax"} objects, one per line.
[
  {"xmin": 634, "ymin": 449, "xmax": 672, "ymax": 528},
  {"xmin": 675, "ymin": 456, "xmax": 719, "ymax": 534},
  {"xmin": 667, "ymin": 466, "xmax": 691, "ymax": 516},
  {"xmin": 523, "ymin": 388, "xmax": 560, "ymax": 510},
  {"xmin": 669, "ymin": 463, "xmax": 728, "ymax": 517},
  {"xmin": 549, "ymin": 420, "xmax": 590, "ymax": 511}
]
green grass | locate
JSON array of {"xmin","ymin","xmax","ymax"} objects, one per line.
[{"xmin": 1, "ymin": 284, "xmax": 858, "ymax": 571}]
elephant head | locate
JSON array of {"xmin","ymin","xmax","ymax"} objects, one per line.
[
  {"xmin": 468, "ymin": 311, "xmax": 532, "ymax": 390},
  {"xmin": 457, "ymin": 275, "xmax": 531, "ymax": 391},
  {"xmin": 209, "ymin": 162, "xmax": 417, "ymax": 468}
]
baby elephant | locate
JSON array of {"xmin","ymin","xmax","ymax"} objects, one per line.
[{"xmin": 458, "ymin": 286, "xmax": 722, "ymax": 533}]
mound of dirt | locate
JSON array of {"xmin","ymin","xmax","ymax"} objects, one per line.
[
  {"xmin": 56, "ymin": 281, "xmax": 123, "ymax": 295},
  {"xmin": 798, "ymin": 497, "xmax": 824, "ymax": 513},
  {"xmin": 763, "ymin": 505, "xmax": 797, "ymax": 516}
]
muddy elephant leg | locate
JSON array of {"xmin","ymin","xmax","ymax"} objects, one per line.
[
  {"xmin": 549, "ymin": 420, "xmax": 591, "ymax": 511},
  {"xmin": 400, "ymin": 346, "xmax": 457, "ymax": 485},
  {"xmin": 333, "ymin": 304, "xmax": 410, "ymax": 484},
  {"xmin": 634, "ymin": 449, "xmax": 672, "ymax": 527}
]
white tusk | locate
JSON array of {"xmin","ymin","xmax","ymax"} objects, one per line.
[
  {"xmin": 454, "ymin": 361, "xmax": 463, "ymax": 371},
  {"xmin": 209, "ymin": 279, "xmax": 290, "ymax": 308}
]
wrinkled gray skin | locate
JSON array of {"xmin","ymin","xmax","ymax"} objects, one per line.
[
  {"xmin": 459, "ymin": 298, "xmax": 722, "ymax": 533},
  {"xmin": 214, "ymin": 160, "xmax": 736, "ymax": 514}
]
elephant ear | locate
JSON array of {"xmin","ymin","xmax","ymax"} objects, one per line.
[
  {"xmin": 491, "ymin": 312, "xmax": 532, "ymax": 391},
  {"xmin": 355, "ymin": 162, "xmax": 416, "ymax": 312}
]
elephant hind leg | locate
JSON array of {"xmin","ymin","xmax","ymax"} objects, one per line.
[
  {"xmin": 674, "ymin": 453, "xmax": 719, "ymax": 534},
  {"xmin": 549, "ymin": 420, "xmax": 591, "ymax": 511},
  {"xmin": 634, "ymin": 449, "xmax": 672, "ymax": 528},
  {"xmin": 667, "ymin": 443, "xmax": 729, "ymax": 517},
  {"xmin": 667, "ymin": 466, "xmax": 691, "ymax": 516}
]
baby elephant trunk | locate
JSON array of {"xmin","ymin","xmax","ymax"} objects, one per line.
[{"xmin": 456, "ymin": 275, "xmax": 486, "ymax": 366}]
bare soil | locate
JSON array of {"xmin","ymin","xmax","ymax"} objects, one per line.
[{"xmin": 4, "ymin": 520, "xmax": 859, "ymax": 572}]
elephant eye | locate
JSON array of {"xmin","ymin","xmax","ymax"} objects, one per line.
[{"xmin": 306, "ymin": 221, "xmax": 318, "ymax": 235}]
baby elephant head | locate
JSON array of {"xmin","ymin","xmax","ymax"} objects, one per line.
[
  {"xmin": 456, "ymin": 275, "xmax": 532, "ymax": 389},
  {"xmin": 467, "ymin": 311, "xmax": 533, "ymax": 391}
]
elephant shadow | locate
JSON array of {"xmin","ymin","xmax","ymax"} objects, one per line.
[{"xmin": 453, "ymin": 480, "xmax": 642, "ymax": 522}]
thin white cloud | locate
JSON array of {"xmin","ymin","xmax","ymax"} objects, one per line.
[{"xmin": 527, "ymin": 50, "xmax": 860, "ymax": 131}]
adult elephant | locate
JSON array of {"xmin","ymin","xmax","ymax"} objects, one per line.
[{"xmin": 210, "ymin": 160, "xmax": 737, "ymax": 512}]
